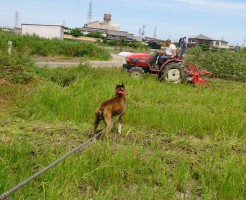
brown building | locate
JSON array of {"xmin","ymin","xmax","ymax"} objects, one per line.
[
  {"xmin": 188, "ymin": 34, "xmax": 214, "ymax": 47},
  {"xmin": 82, "ymin": 14, "xmax": 120, "ymax": 33}
]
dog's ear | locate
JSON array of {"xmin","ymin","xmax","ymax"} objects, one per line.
[{"xmin": 115, "ymin": 84, "xmax": 120, "ymax": 89}]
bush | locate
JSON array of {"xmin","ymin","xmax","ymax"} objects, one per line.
[
  {"xmin": 119, "ymin": 38, "xmax": 127, "ymax": 46},
  {"xmin": 131, "ymin": 41, "xmax": 142, "ymax": 49},
  {"xmin": 0, "ymin": 31, "xmax": 111, "ymax": 60},
  {"xmin": 108, "ymin": 40, "xmax": 119, "ymax": 46},
  {"xmin": 242, "ymin": 47, "xmax": 246, "ymax": 54},
  {"xmin": 70, "ymin": 28, "xmax": 83, "ymax": 37},
  {"xmin": 0, "ymin": 51, "xmax": 36, "ymax": 83},
  {"xmin": 85, "ymin": 32, "xmax": 104, "ymax": 39},
  {"xmin": 185, "ymin": 47, "xmax": 246, "ymax": 82},
  {"xmin": 200, "ymin": 43, "xmax": 209, "ymax": 51}
]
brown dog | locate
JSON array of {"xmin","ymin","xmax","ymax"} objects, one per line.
[{"xmin": 94, "ymin": 83, "xmax": 126, "ymax": 137}]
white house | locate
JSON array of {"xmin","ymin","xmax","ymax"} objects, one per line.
[
  {"xmin": 21, "ymin": 24, "xmax": 64, "ymax": 40},
  {"xmin": 211, "ymin": 40, "xmax": 230, "ymax": 49}
]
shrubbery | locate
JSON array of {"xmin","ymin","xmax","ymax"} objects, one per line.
[
  {"xmin": 70, "ymin": 28, "xmax": 83, "ymax": 37},
  {"xmin": 85, "ymin": 32, "xmax": 104, "ymax": 39},
  {"xmin": 0, "ymin": 31, "xmax": 110, "ymax": 60},
  {"xmin": 185, "ymin": 47, "xmax": 246, "ymax": 82}
]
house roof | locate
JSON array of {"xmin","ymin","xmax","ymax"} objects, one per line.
[
  {"xmin": 81, "ymin": 27, "xmax": 106, "ymax": 33},
  {"xmin": 190, "ymin": 34, "xmax": 214, "ymax": 41},
  {"xmin": 106, "ymin": 30, "xmax": 128, "ymax": 37},
  {"xmin": 214, "ymin": 39, "xmax": 229, "ymax": 43},
  {"xmin": 133, "ymin": 36, "xmax": 142, "ymax": 42},
  {"xmin": 145, "ymin": 36, "xmax": 165, "ymax": 43},
  {"xmin": 86, "ymin": 21, "xmax": 99, "ymax": 25},
  {"xmin": 21, "ymin": 24, "xmax": 64, "ymax": 28}
]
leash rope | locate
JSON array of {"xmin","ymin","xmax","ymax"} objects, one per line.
[{"xmin": 0, "ymin": 110, "xmax": 125, "ymax": 200}]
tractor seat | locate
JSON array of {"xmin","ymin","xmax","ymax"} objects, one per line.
[{"xmin": 149, "ymin": 52, "xmax": 158, "ymax": 66}]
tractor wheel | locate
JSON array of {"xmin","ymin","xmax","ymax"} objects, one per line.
[
  {"xmin": 129, "ymin": 67, "xmax": 144, "ymax": 79},
  {"xmin": 161, "ymin": 63, "xmax": 185, "ymax": 84}
]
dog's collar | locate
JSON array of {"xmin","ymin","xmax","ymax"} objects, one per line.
[{"xmin": 117, "ymin": 90, "xmax": 126, "ymax": 95}]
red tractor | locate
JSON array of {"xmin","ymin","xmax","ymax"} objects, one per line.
[{"xmin": 123, "ymin": 52, "xmax": 214, "ymax": 85}]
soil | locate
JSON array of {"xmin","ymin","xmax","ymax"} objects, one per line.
[{"xmin": 35, "ymin": 53, "xmax": 126, "ymax": 68}]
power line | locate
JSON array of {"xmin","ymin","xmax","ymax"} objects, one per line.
[
  {"xmin": 14, "ymin": 11, "xmax": 19, "ymax": 28},
  {"xmin": 141, "ymin": 25, "xmax": 146, "ymax": 38},
  {"xmin": 139, "ymin": 28, "xmax": 141, "ymax": 37},
  {"xmin": 87, "ymin": 0, "xmax": 93, "ymax": 23},
  {"xmin": 154, "ymin": 25, "xmax": 157, "ymax": 39}
]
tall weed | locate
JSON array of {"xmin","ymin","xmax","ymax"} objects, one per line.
[
  {"xmin": 185, "ymin": 47, "xmax": 246, "ymax": 82},
  {"xmin": 0, "ymin": 31, "xmax": 110, "ymax": 60}
]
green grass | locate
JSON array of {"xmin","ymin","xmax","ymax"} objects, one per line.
[
  {"xmin": 0, "ymin": 31, "xmax": 111, "ymax": 60},
  {"xmin": 0, "ymin": 66, "xmax": 245, "ymax": 199}
]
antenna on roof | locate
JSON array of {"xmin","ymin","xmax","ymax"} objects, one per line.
[
  {"xmin": 154, "ymin": 26, "xmax": 157, "ymax": 39},
  {"xmin": 14, "ymin": 11, "xmax": 19, "ymax": 29},
  {"xmin": 88, "ymin": 0, "xmax": 93, "ymax": 23}
]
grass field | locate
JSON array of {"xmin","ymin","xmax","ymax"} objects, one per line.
[{"xmin": 0, "ymin": 65, "xmax": 245, "ymax": 199}]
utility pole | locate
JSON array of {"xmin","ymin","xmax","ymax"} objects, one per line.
[
  {"xmin": 141, "ymin": 25, "xmax": 146, "ymax": 38},
  {"xmin": 154, "ymin": 26, "xmax": 157, "ymax": 39},
  {"xmin": 14, "ymin": 11, "xmax": 19, "ymax": 29},
  {"xmin": 88, "ymin": 0, "xmax": 93, "ymax": 23},
  {"xmin": 139, "ymin": 28, "xmax": 141, "ymax": 37}
]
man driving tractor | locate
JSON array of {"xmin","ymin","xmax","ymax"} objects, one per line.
[
  {"xmin": 150, "ymin": 39, "xmax": 177, "ymax": 69},
  {"xmin": 160, "ymin": 39, "xmax": 177, "ymax": 61}
]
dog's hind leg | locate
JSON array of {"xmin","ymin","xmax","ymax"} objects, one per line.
[
  {"xmin": 93, "ymin": 113, "xmax": 101, "ymax": 135},
  {"xmin": 104, "ymin": 114, "xmax": 112, "ymax": 138},
  {"xmin": 118, "ymin": 114, "xmax": 124, "ymax": 134}
]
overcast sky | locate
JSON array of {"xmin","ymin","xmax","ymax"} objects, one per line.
[{"xmin": 0, "ymin": 0, "xmax": 245, "ymax": 45}]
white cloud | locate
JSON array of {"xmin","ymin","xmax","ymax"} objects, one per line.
[
  {"xmin": 120, "ymin": 0, "xmax": 246, "ymax": 17},
  {"xmin": 173, "ymin": 0, "xmax": 246, "ymax": 17}
]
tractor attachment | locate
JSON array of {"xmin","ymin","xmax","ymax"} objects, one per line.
[{"xmin": 186, "ymin": 65, "xmax": 215, "ymax": 86}]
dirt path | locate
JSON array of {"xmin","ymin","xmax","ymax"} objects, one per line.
[{"xmin": 35, "ymin": 53, "xmax": 126, "ymax": 68}]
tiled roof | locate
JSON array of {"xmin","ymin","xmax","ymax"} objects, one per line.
[
  {"xmin": 106, "ymin": 30, "xmax": 128, "ymax": 37},
  {"xmin": 190, "ymin": 34, "xmax": 214, "ymax": 40}
]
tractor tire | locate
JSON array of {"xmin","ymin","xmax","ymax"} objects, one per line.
[
  {"xmin": 161, "ymin": 63, "xmax": 185, "ymax": 84},
  {"xmin": 129, "ymin": 67, "xmax": 144, "ymax": 79}
]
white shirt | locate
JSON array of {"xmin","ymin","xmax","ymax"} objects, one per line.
[{"xmin": 165, "ymin": 44, "xmax": 177, "ymax": 56}]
